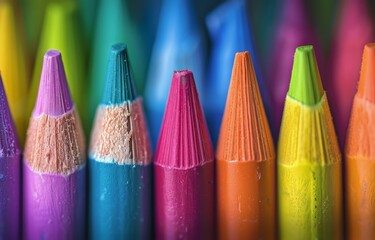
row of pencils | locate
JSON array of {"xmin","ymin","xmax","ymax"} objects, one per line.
[
  {"xmin": 1, "ymin": 0, "xmax": 375, "ymax": 240},
  {"xmin": 2, "ymin": 39, "xmax": 375, "ymax": 239}
]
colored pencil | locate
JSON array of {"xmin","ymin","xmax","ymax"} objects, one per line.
[
  {"xmin": 154, "ymin": 70, "xmax": 214, "ymax": 239},
  {"xmin": 270, "ymin": 0, "xmax": 321, "ymax": 139},
  {"xmin": 23, "ymin": 50, "xmax": 86, "ymax": 239},
  {"xmin": 216, "ymin": 51, "xmax": 276, "ymax": 239},
  {"xmin": 345, "ymin": 43, "xmax": 375, "ymax": 239},
  {"xmin": 144, "ymin": 0, "xmax": 206, "ymax": 147},
  {"xmin": 27, "ymin": 1, "xmax": 87, "ymax": 135},
  {"xmin": 88, "ymin": 44, "xmax": 153, "ymax": 239},
  {"xmin": 0, "ymin": 73, "xmax": 21, "ymax": 239},
  {"xmin": 89, "ymin": 0, "xmax": 145, "ymax": 126},
  {"xmin": 0, "ymin": 1, "xmax": 28, "ymax": 144},
  {"xmin": 277, "ymin": 45, "xmax": 343, "ymax": 239},
  {"xmin": 204, "ymin": 0, "xmax": 271, "ymax": 146},
  {"xmin": 330, "ymin": 0, "xmax": 373, "ymax": 148}
]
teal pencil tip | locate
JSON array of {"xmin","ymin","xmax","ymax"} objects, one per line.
[
  {"xmin": 288, "ymin": 45, "xmax": 324, "ymax": 105},
  {"xmin": 101, "ymin": 43, "xmax": 137, "ymax": 105}
]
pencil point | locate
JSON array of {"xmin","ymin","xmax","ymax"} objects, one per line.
[
  {"xmin": 155, "ymin": 70, "xmax": 214, "ymax": 169},
  {"xmin": 217, "ymin": 51, "xmax": 274, "ymax": 161},
  {"xmin": 102, "ymin": 43, "xmax": 137, "ymax": 105},
  {"xmin": 33, "ymin": 50, "xmax": 73, "ymax": 117},
  {"xmin": 288, "ymin": 45, "xmax": 324, "ymax": 105},
  {"xmin": 357, "ymin": 43, "xmax": 375, "ymax": 103}
]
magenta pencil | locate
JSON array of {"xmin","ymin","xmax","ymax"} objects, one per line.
[
  {"xmin": 23, "ymin": 50, "xmax": 86, "ymax": 239},
  {"xmin": 0, "ymin": 74, "xmax": 21, "ymax": 239},
  {"xmin": 154, "ymin": 70, "xmax": 214, "ymax": 239},
  {"xmin": 330, "ymin": 0, "xmax": 374, "ymax": 147}
]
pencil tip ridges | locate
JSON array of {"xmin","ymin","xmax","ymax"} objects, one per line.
[
  {"xmin": 33, "ymin": 50, "xmax": 73, "ymax": 117},
  {"xmin": 288, "ymin": 45, "xmax": 324, "ymax": 106},
  {"xmin": 102, "ymin": 43, "xmax": 137, "ymax": 105},
  {"xmin": 357, "ymin": 43, "xmax": 375, "ymax": 102},
  {"xmin": 217, "ymin": 51, "xmax": 274, "ymax": 162},
  {"xmin": 155, "ymin": 70, "xmax": 214, "ymax": 169}
]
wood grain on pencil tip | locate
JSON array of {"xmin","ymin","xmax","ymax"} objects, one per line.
[
  {"xmin": 23, "ymin": 50, "xmax": 86, "ymax": 240},
  {"xmin": 88, "ymin": 43, "xmax": 152, "ymax": 239}
]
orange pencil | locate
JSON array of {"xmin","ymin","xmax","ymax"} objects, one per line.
[
  {"xmin": 216, "ymin": 51, "xmax": 276, "ymax": 239},
  {"xmin": 346, "ymin": 43, "xmax": 375, "ymax": 239}
]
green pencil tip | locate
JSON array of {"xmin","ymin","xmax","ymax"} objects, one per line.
[
  {"xmin": 101, "ymin": 43, "xmax": 137, "ymax": 105},
  {"xmin": 288, "ymin": 45, "xmax": 324, "ymax": 105}
]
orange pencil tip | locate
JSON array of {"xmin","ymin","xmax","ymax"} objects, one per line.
[
  {"xmin": 358, "ymin": 43, "xmax": 375, "ymax": 102},
  {"xmin": 217, "ymin": 51, "xmax": 274, "ymax": 162}
]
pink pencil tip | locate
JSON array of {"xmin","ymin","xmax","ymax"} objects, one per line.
[
  {"xmin": 33, "ymin": 50, "xmax": 73, "ymax": 117},
  {"xmin": 155, "ymin": 70, "xmax": 214, "ymax": 169}
]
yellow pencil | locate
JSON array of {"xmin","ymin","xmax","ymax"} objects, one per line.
[
  {"xmin": 0, "ymin": 1, "xmax": 29, "ymax": 145},
  {"xmin": 278, "ymin": 46, "xmax": 343, "ymax": 239}
]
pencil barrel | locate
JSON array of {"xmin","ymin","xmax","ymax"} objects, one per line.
[
  {"xmin": 345, "ymin": 157, "xmax": 375, "ymax": 239},
  {"xmin": 0, "ymin": 156, "xmax": 20, "ymax": 239},
  {"xmin": 216, "ymin": 159, "xmax": 276, "ymax": 239},
  {"xmin": 154, "ymin": 162, "xmax": 214, "ymax": 240},
  {"xmin": 23, "ymin": 164, "xmax": 86, "ymax": 240},
  {"xmin": 278, "ymin": 161, "xmax": 342, "ymax": 240},
  {"xmin": 88, "ymin": 160, "xmax": 153, "ymax": 239}
]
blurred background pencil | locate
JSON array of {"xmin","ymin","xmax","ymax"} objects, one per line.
[
  {"xmin": 23, "ymin": 50, "xmax": 86, "ymax": 239},
  {"xmin": 88, "ymin": 44, "xmax": 153, "ymax": 239},
  {"xmin": 216, "ymin": 51, "xmax": 276, "ymax": 239},
  {"xmin": 204, "ymin": 0, "xmax": 271, "ymax": 146},
  {"xmin": 329, "ymin": 0, "xmax": 374, "ymax": 148},
  {"xmin": 144, "ymin": 0, "xmax": 206, "ymax": 147},
  {"xmin": 154, "ymin": 70, "xmax": 214, "ymax": 239},
  {"xmin": 345, "ymin": 43, "xmax": 375, "ymax": 239},
  {"xmin": 277, "ymin": 46, "xmax": 343, "ymax": 239},
  {"xmin": 0, "ymin": 1, "xmax": 28, "ymax": 145},
  {"xmin": 0, "ymin": 74, "xmax": 21, "ymax": 240}
]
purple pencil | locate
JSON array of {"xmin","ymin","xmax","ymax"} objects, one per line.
[
  {"xmin": 23, "ymin": 50, "xmax": 86, "ymax": 239},
  {"xmin": 0, "ymin": 74, "xmax": 21, "ymax": 239}
]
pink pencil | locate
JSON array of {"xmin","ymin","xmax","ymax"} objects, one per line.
[
  {"xmin": 330, "ymin": 0, "xmax": 374, "ymax": 148},
  {"xmin": 154, "ymin": 70, "xmax": 215, "ymax": 239}
]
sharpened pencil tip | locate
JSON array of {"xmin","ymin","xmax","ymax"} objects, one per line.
[
  {"xmin": 357, "ymin": 43, "xmax": 375, "ymax": 103},
  {"xmin": 102, "ymin": 43, "xmax": 137, "ymax": 105},
  {"xmin": 33, "ymin": 50, "xmax": 73, "ymax": 117},
  {"xmin": 288, "ymin": 45, "xmax": 324, "ymax": 106}
]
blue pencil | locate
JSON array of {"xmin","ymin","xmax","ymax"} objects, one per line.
[{"xmin": 88, "ymin": 43, "xmax": 153, "ymax": 239}]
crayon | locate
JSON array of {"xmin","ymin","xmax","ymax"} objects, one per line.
[
  {"xmin": 0, "ymin": 74, "xmax": 21, "ymax": 239},
  {"xmin": 204, "ymin": 0, "xmax": 271, "ymax": 145},
  {"xmin": 330, "ymin": 0, "xmax": 373, "ymax": 148},
  {"xmin": 216, "ymin": 52, "xmax": 276, "ymax": 239},
  {"xmin": 23, "ymin": 50, "xmax": 86, "ymax": 239},
  {"xmin": 154, "ymin": 70, "xmax": 214, "ymax": 239},
  {"xmin": 144, "ymin": 0, "xmax": 206, "ymax": 147},
  {"xmin": 278, "ymin": 46, "xmax": 343, "ymax": 239},
  {"xmin": 0, "ymin": 1, "xmax": 28, "ymax": 144},
  {"xmin": 88, "ymin": 44, "xmax": 153, "ymax": 239},
  {"xmin": 345, "ymin": 43, "xmax": 375, "ymax": 239}
]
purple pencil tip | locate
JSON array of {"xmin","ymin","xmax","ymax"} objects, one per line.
[
  {"xmin": 33, "ymin": 50, "xmax": 73, "ymax": 117},
  {"xmin": 0, "ymin": 74, "xmax": 20, "ymax": 157}
]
